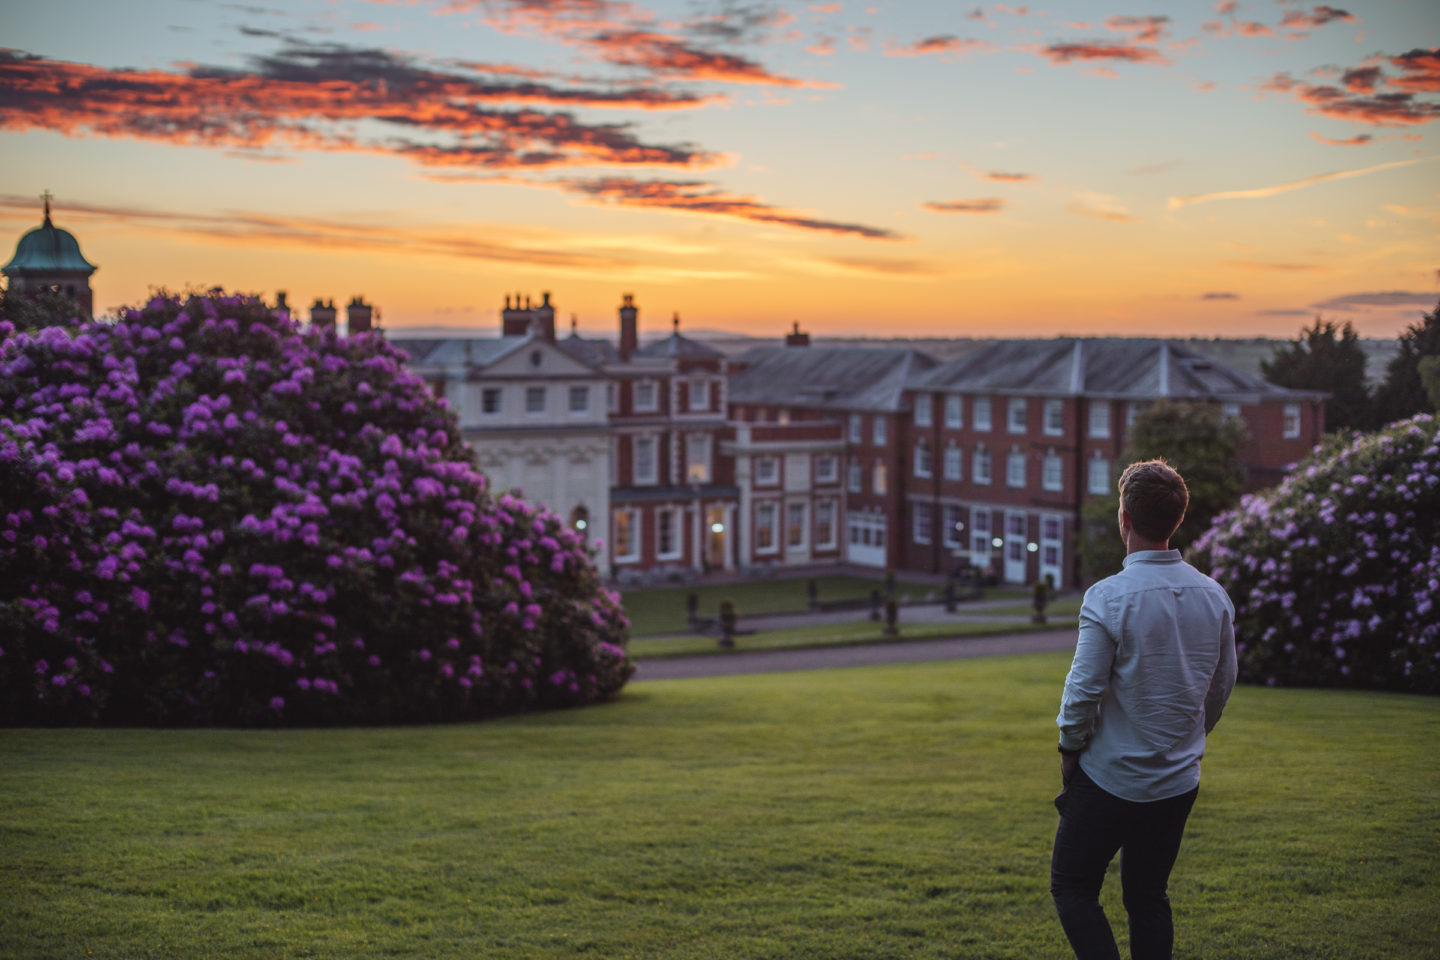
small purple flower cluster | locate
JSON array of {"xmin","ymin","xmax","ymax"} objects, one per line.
[
  {"xmin": 1191, "ymin": 415, "xmax": 1440, "ymax": 694},
  {"xmin": 0, "ymin": 293, "xmax": 633, "ymax": 726}
]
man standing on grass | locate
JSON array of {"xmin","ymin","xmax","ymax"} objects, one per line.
[{"xmin": 1051, "ymin": 459, "xmax": 1237, "ymax": 960}]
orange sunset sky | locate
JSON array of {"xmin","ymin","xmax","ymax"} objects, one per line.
[{"xmin": 2, "ymin": 0, "xmax": 1436, "ymax": 339}]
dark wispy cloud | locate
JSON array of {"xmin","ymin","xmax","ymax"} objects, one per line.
[
  {"xmin": 556, "ymin": 177, "xmax": 904, "ymax": 238},
  {"xmin": 1261, "ymin": 71, "xmax": 1440, "ymax": 126},
  {"xmin": 980, "ymin": 170, "xmax": 1033, "ymax": 182},
  {"xmin": 1200, "ymin": 291, "xmax": 1240, "ymax": 300},
  {"xmin": 922, "ymin": 198, "xmax": 1004, "ymax": 213},
  {"xmin": 1105, "ymin": 15, "xmax": 1170, "ymax": 44},
  {"xmin": 1035, "ymin": 42, "xmax": 1170, "ymax": 68},
  {"xmin": 1280, "ymin": 5, "xmax": 1356, "ymax": 38},
  {"xmin": 883, "ymin": 35, "xmax": 992, "ymax": 58},
  {"xmin": 1389, "ymin": 48, "xmax": 1440, "ymax": 93},
  {"xmin": 1310, "ymin": 290, "xmax": 1439, "ymax": 310},
  {"xmin": 1257, "ymin": 308, "xmax": 1313, "ymax": 316},
  {"xmin": 1308, "ymin": 131, "xmax": 1372, "ymax": 146}
]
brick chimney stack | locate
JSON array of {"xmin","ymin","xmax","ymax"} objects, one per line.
[
  {"xmin": 347, "ymin": 296, "xmax": 374, "ymax": 335},
  {"xmin": 310, "ymin": 298, "xmax": 337, "ymax": 332},
  {"xmin": 618, "ymin": 293, "xmax": 638, "ymax": 361},
  {"xmin": 785, "ymin": 321, "xmax": 810, "ymax": 347}
]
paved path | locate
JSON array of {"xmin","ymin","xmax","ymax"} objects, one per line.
[{"xmin": 634, "ymin": 628, "xmax": 1077, "ymax": 680}]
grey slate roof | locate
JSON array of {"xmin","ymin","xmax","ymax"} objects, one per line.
[
  {"xmin": 389, "ymin": 336, "xmax": 530, "ymax": 369},
  {"xmin": 558, "ymin": 333, "xmax": 621, "ymax": 366},
  {"xmin": 909, "ymin": 338, "xmax": 1324, "ymax": 401},
  {"xmin": 635, "ymin": 332, "xmax": 724, "ymax": 360},
  {"xmin": 728, "ymin": 345, "xmax": 938, "ymax": 412}
]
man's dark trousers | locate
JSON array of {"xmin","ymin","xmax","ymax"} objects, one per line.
[{"xmin": 1050, "ymin": 764, "xmax": 1199, "ymax": 960}]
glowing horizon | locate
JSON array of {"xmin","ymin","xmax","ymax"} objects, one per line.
[{"xmin": 2, "ymin": 0, "xmax": 1436, "ymax": 340}]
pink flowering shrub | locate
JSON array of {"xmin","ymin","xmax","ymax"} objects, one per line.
[
  {"xmin": 1190, "ymin": 415, "xmax": 1439, "ymax": 694},
  {"xmin": 0, "ymin": 293, "xmax": 632, "ymax": 726}
]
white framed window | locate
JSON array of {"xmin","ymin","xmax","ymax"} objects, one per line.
[
  {"xmin": 914, "ymin": 394, "xmax": 932, "ymax": 427},
  {"xmin": 914, "ymin": 502, "xmax": 933, "ymax": 545},
  {"xmin": 914, "ymin": 441, "xmax": 932, "ymax": 479},
  {"xmin": 973, "ymin": 396, "xmax": 992, "ymax": 432},
  {"xmin": 973, "ymin": 447, "xmax": 992, "ymax": 485},
  {"xmin": 849, "ymin": 414, "xmax": 862, "ymax": 444},
  {"xmin": 945, "ymin": 394, "xmax": 963, "ymax": 429},
  {"xmin": 787, "ymin": 502, "xmax": 808, "ymax": 550},
  {"xmin": 1006, "ymin": 447, "xmax": 1026, "ymax": 488},
  {"xmin": 634, "ymin": 379, "xmax": 658, "ymax": 412},
  {"xmin": 756, "ymin": 501, "xmax": 778, "ymax": 553},
  {"xmin": 873, "ymin": 416, "xmax": 887, "ymax": 446},
  {"xmin": 777, "ymin": 409, "xmax": 791, "ymax": 425},
  {"xmin": 756, "ymin": 456, "xmax": 779, "ymax": 486},
  {"xmin": 848, "ymin": 458, "xmax": 862, "ymax": 493},
  {"xmin": 970, "ymin": 509, "xmax": 991, "ymax": 565},
  {"xmin": 689, "ymin": 378, "xmax": 709, "ymax": 412},
  {"xmin": 1283, "ymin": 403, "xmax": 1301, "ymax": 438},
  {"xmin": 568, "ymin": 385, "xmax": 589, "ymax": 414},
  {"xmin": 481, "ymin": 387, "xmax": 502, "ymax": 416},
  {"xmin": 815, "ymin": 455, "xmax": 838, "ymax": 484},
  {"xmin": 848, "ymin": 510, "xmax": 887, "ymax": 550},
  {"xmin": 942, "ymin": 504, "xmax": 962, "ymax": 548},
  {"xmin": 1222, "ymin": 401, "xmax": 1241, "ymax": 421},
  {"xmin": 1007, "ymin": 397, "xmax": 1027, "ymax": 434},
  {"xmin": 606, "ymin": 383, "xmax": 616, "ymax": 413},
  {"xmin": 634, "ymin": 436, "xmax": 657, "ymax": 485},
  {"xmin": 687, "ymin": 433, "xmax": 712, "ymax": 483},
  {"xmin": 656, "ymin": 507, "xmax": 681, "ymax": 560},
  {"xmin": 613, "ymin": 508, "xmax": 639, "ymax": 563},
  {"xmin": 1088, "ymin": 454, "xmax": 1110, "ymax": 495},
  {"xmin": 1043, "ymin": 399, "xmax": 1064, "ymax": 436},
  {"xmin": 943, "ymin": 444, "xmax": 962, "ymax": 481},
  {"xmin": 816, "ymin": 499, "xmax": 837, "ymax": 549},
  {"xmin": 1126, "ymin": 401, "xmax": 1149, "ymax": 429},
  {"xmin": 1089, "ymin": 403, "xmax": 1110, "ymax": 438},
  {"xmin": 1042, "ymin": 448, "xmax": 1063, "ymax": 492},
  {"xmin": 873, "ymin": 461, "xmax": 888, "ymax": 495},
  {"xmin": 526, "ymin": 386, "xmax": 546, "ymax": 415}
]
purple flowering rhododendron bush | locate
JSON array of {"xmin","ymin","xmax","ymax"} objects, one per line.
[
  {"xmin": 0, "ymin": 292, "xmax": 633, "ymax": 726},
  {"xmin": 1190, "ymin": 415, "xmax": 1439, "ymax": 694}
]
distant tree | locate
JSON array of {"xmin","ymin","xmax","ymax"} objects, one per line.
[
  {"xmin": 1079, "ymin": 402, "xmax": 1247, "ymax": 581},
  {"xmin": 1260, "ymin": 316, "xmax": 1373, "ymax": 432},
  {"xmin": 1419, "ymin": 355, "xmax": 1440, "ymax": 414},
  {"xmin": 1374, "ymin": 300, "xmax": 1440, "ymax": 425},
  {"xmin": 0, "ymin": 284, "xmax": 85, "ymax": 332}
]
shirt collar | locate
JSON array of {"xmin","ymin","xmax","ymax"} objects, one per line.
[{"xmin": 1122, "ymin": 548, "xmax": 1183, "ymax": 568}]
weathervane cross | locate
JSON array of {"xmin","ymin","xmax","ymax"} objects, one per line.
[{"xmin": 40, "ymin": 189, "xmax": 53, "ymax": 222}]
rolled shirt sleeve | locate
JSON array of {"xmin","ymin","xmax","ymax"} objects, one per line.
[{"xmin": 1056, "ymin": 585, "xmax": 1115, "ymax": 753}]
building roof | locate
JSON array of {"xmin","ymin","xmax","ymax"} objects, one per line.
[
  {"xmin": 558, "ymin": 332, "xmax": 622, "ymax": 366},
  {"xmin": 634, "ymin": 331, "xmax": 724, "ymax": 361},
  {"xmin": 389, "ymin": 336, "xmax": 530, "ymax": 369},
  {"xmin": 909, "ymin": 338, "xmax": 1325, "ymax": 401},
  {"xmin": 3, "ymin": 204, "xmax": 97, "ymax": 276},
  {"xmin": 728, "ymin": 345, "xmax": 938, "ymax": 412}
]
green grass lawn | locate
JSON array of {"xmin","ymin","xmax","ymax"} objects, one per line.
[
  {"xmin": 3, "ymin": 655, "xmax": 1436, "ymax": 959},
  {"xmin": 628, "ymin": 618, "xmax": 1062, "ymax": 659},
  {"xmin": 618, "ymin": 574, "xmax": 981, "ymax": 636}
]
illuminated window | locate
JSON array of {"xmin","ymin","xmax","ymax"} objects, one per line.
[{"xmin": 787, "ymin": 502, "xmax": 807, "ymax": 550}]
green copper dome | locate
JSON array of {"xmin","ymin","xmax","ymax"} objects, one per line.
[{"xmin": 3, "ymin": 206, "xmax": 97, "ymax": 276}]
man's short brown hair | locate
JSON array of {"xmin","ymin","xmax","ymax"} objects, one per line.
[{"xmin": 1118, "ymin": 458, "xmax": 1189, "ymax": 543}]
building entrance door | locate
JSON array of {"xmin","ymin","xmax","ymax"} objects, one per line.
[
  {"xmin": 1004, "ymin": 511, "xmax": 1027, "ymax": 584},
  {"xmin": 706, "ymin": 506, "xmax": 728, "ymax": 569}
]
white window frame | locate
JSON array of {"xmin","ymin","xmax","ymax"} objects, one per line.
[
  {"xmin": 942, "ymin": 504, "xmax": 962, "ymax": 548},
  {"xmin": 973, "ymin": 396, "xmax": 992, "ymax": 432},
  {"xmin": 1007, "ymin": 397, "xmax": 1028, "ymax": 434},
  {"xmin": 634, "ymin": 379, "xmax": 658, "ymax": 413},
  {"xmin": 613, "ymin": 507, "xmax": 640, "ymax": 563},
  {"xmin": 873, "ymin": 416, "xmax": 887, "ymax": 446},
  {"xmin": 1043, "ymin": 399, "xmax": 1064, "ymax": 436},
  {"xmin": 755, "ymin": 501, "xmax": 779, "ymax": 554},
  {"xmin": 568, "ymin": 385, "xmax": 589, "ymax": 415},
  {"xmin": 848, "ymin": 458, "xmax": 862, "ymax": 493},
  {"xmin": 914, "ymin": 394, "xmax": 932, "ymax": 427},
  {"xmin": 873, "ymin": 460, "xmax": 888, "ymax": 495},
  {"xmin": 756, "ymin": 456, "xmax": 779, "ymax": 487},
  {"xmin": 1088, "ymin": 453, "xmax": 1110, "ymax": 495},
  {"xmin": 1283, "ymin": 403, "xmax": 1301, "ymax": 439},
  {"xmin": 914, "ymin": 501, "xmax": 932, "ymax": 545},
  {"xmin": 656, "ymin": 507, "xmax": 681, "ymax": 560},
  {"xmin": 687, "ymin": 433, "xmax": 712, "ymax": 483},
  {"xmin": 633, "ymin": 436, "xmax": 658, "ymax": 486},
  {"xmin": 815, "ymin": 499, "xmax": 837, "ymax": 550},
  {"xmin": 786, "ymin": 502, "xmax": 808, "ymax": 551},
  {"xmin": 1088, "ymin": 403, "xmax": 1110, "ymax": 438},
  {"xmin": 1222, "ymin": 401, "xmax": 1241, "ymax": 421},
  {"xmin": 943, "ymin": 444, "xmax": 962, "ymax": 481},
  {"xmin": 945, "ymin": 394, "xmax": 963, "ymax": 429},
  {"xmin": 689, "ymin": 378, "xmax": 709, "ymax": 412},
  {"xmin": 1006, "ymin": 447, "xmax": 1026, "ymax": 488},
  {"xmin": 606, "ymin": 383, "xmax": 616, "ymax": 413},
  {"xmin": 914, "ymin": 441, "xmax": 932, "ymax": 479},
  {"xmin": 815, "ymin": 455, "xmax": 838, "ymax": 484},
  {"xmin": 1042, "ymin": 448, "xmax": 1063, "ymax": 492},
  {"xmin": 481, "ymin": 387, "xmax": 503, "ymax": 417},
  {"xmin": 970, "ymin": 509, "xmax": 991, "ymax": 566},
  {"xmin": 848, "ymin": 414, "xmax": 862, "ymax": 444},
  {"xmin": 972, "ymin": 447, "xmax": 992, "ymax": 485},
  {"xmin": 526, "ymin": 386, "xmax": 546, "ymax": 416}
]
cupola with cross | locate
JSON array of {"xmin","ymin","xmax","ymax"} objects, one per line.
[{"xmin": 3, "ymin": 192, "xmax": 98, "ymax": 319}]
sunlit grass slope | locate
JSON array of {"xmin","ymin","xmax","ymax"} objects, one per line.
[{"xmin": 2, "ymin": 653, "xmax": 1436, "ymax": 959}]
